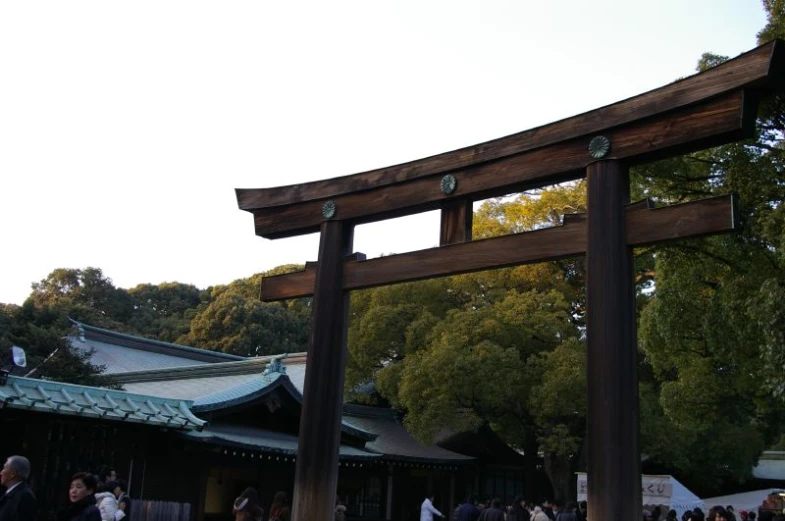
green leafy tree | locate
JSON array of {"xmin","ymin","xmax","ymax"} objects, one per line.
[
  {"xmin": 0, "ymin": 301, "xmax": 111, "ymax": 386},
  {"xmin": 27, "ymin": 267, "xmax": 134, "ymax": 329},
  {"xmin": 347, "ymin": 184, "xmax": 587, "ymax": 497},
  {"xmin": 128, "ymin": 282, "xmax": 203, "ymax": 342},
  {"xmin": 178, "ymin": 267, "xmax": 310, "ymax": 357},
  {"xmin": 633, "ymin": 3, "xmax": 785, "ymax": 493}
]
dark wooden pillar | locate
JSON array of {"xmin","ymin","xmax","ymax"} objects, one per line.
[
  {"xmin": 291, "ymin": 220, "xmax": 353, "ymax": 521},
  {"xmin": 439, "ymin": 199, "xmax": 473, "ymax": 246},
  {"xmin": 585, "ymin": 160, "xmax": 640, "ymax": 521}
]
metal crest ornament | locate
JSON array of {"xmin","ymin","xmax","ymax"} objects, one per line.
[
  {"xmin": 441, "ymin": 174, "xmax": 457, "ymax": 195},
  {"xmin": 588, "ymin": 135, "xmax": 611, "ymax": 159},
  {"xmin": 322, "ymin": 200, "xmax": 337, "ymax": 219}
]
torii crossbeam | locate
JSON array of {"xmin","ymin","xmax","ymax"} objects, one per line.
[{"xmin": 236, "ymin": 41, "xmax": 785, "ymax": 521}]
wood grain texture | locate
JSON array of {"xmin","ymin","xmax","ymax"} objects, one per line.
[
  {"xmin": 250, "ymin": 90, "xmax": 750, "ymax": 239},
  {"xmin": 585, "ymin": 160, "xmax": 641, "ymax": 521},
  {"xmin": 237, "ymin": 40, "xmax": 783, "ymax": 213},
  {"xmin": 259, "ymin": 195, "xmax": 736, "ymax": 300},
  {"xmin": 291, "ymin": 221, "xmax": 352, "ymax": 521},
  {"xmin": 440, "ymin": 199, "xmax": 473, "ymax": 246}
]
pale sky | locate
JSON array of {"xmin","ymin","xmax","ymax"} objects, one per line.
[{"xmin": 0, "ymin": 1, "xmax": 768, "ymax": 305}]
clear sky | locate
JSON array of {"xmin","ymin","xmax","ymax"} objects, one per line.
[{"xmin": 0, "ymin": 0, "xmax": 769, "ymax": 305}]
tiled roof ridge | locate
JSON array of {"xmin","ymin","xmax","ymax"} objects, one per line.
[
  {"xmin": 70, "ymin": 319, "xmax": 246, "ymax": 363},
  {"xmin": 110, "ymin": 355, "xmax": 289, "ymax": 383},
  {"xmin": 1, "ymin": 375, "xmax": 205, "ymax": 430}
]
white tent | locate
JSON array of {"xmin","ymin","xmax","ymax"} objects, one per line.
[
  {"xmin": 701, "ymin": 489, "xmax": 781, "ymax": 513},
  {"xmin": 576, "ymin": 473, "xmax": 704, "ymax": 519}
]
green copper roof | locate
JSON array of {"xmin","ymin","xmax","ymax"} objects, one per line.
[{"xmin": 0, "ymin": 375, "xmax": 206, "ymax": 430}]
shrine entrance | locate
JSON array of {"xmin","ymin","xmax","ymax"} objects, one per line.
[{"xmin": 237, "ymin": 41, "xmax": 785, "ymax": 521}]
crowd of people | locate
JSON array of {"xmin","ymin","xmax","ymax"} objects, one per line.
[
  {"xmin": 681, "ymin": 505, "xmax": 785, "ymax": 521},
  {"xmin": 5, "ymin": 455, "xmax": 785, "ymax": 521},
  {"xmin": 419, "ymin": 494, "xmax": 588, "ymax": 521},
  {"xmin": 231, "ymin": 487, "xmax": 348, "ymax": 521},
  {"xmin": 418, "ymin": 493, "xmax": 785, "ymax": 521},
  {"xmin": 0, "ymin": 456, "xmax": 131, "ymax": 521},
  {"xmin": 0, "ymin": 453, "xmax": 346, "ymax": 521}
]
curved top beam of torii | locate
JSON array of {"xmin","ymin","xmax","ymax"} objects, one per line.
[{"xmin": 237, "ymin": 40, "xmax": 785, "ymax": 240}]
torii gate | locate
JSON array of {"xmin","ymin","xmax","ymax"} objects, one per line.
[{"xmin": 236, "ymin": 41, "xmax": 785, "ymax": 521}]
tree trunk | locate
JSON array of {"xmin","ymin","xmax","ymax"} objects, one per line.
[
  {"xmin": 544, "ymin": 452, "xmax": 576, "ymax": 503},
  {"xmin": 522, "ymin": 430, "xmax": 539, "ymax": 501}
]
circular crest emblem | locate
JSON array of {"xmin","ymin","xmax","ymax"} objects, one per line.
[
  {"xmin": 441, "ymin": 174, "xmax": 458, "ymax": 195},
  {"xmin": 322, "ymin": 200, "xmax": 337, "ymax": 219},
  {"xmin": 588, "ymin": 135, "xmax": 611, "ymax": 159}
]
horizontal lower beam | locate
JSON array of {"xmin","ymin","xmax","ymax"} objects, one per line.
[
  {"xmin": 260, "ymin": 194, "xmax": 736, "ymax": 300},
  {"xmin": 251, "ymin": 91, "xmax": 751, "ymax": 239}
]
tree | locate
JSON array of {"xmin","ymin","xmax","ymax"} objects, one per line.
[
  {"xmin": 0, "ymin": 301, "xmax": 111, "ymax": 386},
  {"xmin": 128, "ymin": 282, "xmax": 203, "ymax": 342},
  {"xmin": 178, "ymin": 267, "xmax": 310, "ymax": 357},
  {"xmin": 348, "ymin": 183, "xmax": 588, "ymax": 498},
  {"xmin": 632, "ymin": 3, "xmax": 785, "ymax": 493},
  {"xmin": 27, "ymin": 267, "xmax": 134, "ymax": 329}
]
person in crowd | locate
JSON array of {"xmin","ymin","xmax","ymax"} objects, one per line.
[
  {"xmin": 421, "ymin": 493, "xmax": 445, "ymax": 521},
  {"xmin": 692, "ymin": 508, "xmax": 706, "ymax": 521},
  {"xmin": 551, "ymin": 500, "xmax": 576, "ymax": 521},
  {"xmin": 667, "ymin": 509, "xmax": 679, "ymax": 521},
  {"xmin": 747, "ymin": 512, "xmax": 756, "ymax": 521},
  {"xmin": 708, "ymin": 506, "xmax": 730, "ymax": 521},
  {"xmin": 542, "ymin": 500, "xmax": 556, "ymax": 521},
  {"xmin": 577, "ymin": 501, "xmax": 587, "ymax": 521},
  {"xmin": 58, "ymin": 472, "xmax": 101, "ymax": 521},
  {"xmin": 334, "ymin": 496, "xmax": 347, "ymax": 521},
  {"xmin": 95, "ymin": 480, "xmax": 119, "ymax": 521},
  {"xmin": 456, "ymin": 495, "xmax": 480, "ymax": 521},
  {"xmin": 726, "ymin": 506, "xmax": 737, "ymax": 521},
  {"xmin": 478, "ymin": 499, "xmax": 505, "ymax": 521},
  {"xmin": 532, "ymin": 507, "xmax": 550, "ymax": 521},
  {"xmin": 112, "ymin": 480, "xmax": 131, "ymax": 521},
  {"xmin": 0, "ymin": 455, "xmax": 37, "ymax": 521},
  {"xmin": 508, "ymin": 495, "xmax": 530, "ymax": 521},
  {"xmin": 268, "ymin": 491, "xmax": 290, "ymax": 521},
  {"xmin": 95, "ymin": 467, "xmax": 116, "ymax": 492},
  {"xmin": 233, "ymin": 487, "xmax": 263, "ymax": 521}
]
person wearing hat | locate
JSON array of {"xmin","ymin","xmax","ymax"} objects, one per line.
[{"xmin": 233, "ymin": 487, "xmax": 263, "ymax": 521}]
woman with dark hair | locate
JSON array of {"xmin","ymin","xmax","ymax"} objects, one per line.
[
  {"xmin": 507, "ymin": 496, "xmax": 530, "ymax": 521},
  {"xmin": 708, "ymin": 507, "xmax": 730, "ymax": 521},
  {"xmin": 233, "ymin": 487, "xmax": 264, "ymax": 521},
  {"xmin": 58, "ymin": 472, "xmax": 101, "ymax": 521},
  {"xmin": 667, "ymin": 509, "xmax": 679, "ymax": 521},
  {"xmin": 269, "ymin": 491, "xmax": 291, "ymax": 521}
]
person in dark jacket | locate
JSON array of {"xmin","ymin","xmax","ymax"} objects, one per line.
[
  {"xmin": 0, "ymin": 456, "xmax": 37, "ymax": 521},
  {"xmin": 478, "ymin": 499, "xmax": 505, "ymax": 521},
  {"xmin": 58, "ymin": 472, "xmax": 101, "ymax": 521},
  {"xmin": 456, "ymin": 495, "xmax": 481, "ymax": 521},
  {"xmin": 552, "ymin": 500, "xmax": 577, "ymax": 521},
  {"xmin": 508, "ymin": 496, "xmax": 531, "ymax": 521}
]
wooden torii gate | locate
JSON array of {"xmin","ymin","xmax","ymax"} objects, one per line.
[{"xmin": 237, "ymin": 41, "xmax": 785, "ymax": 521}]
